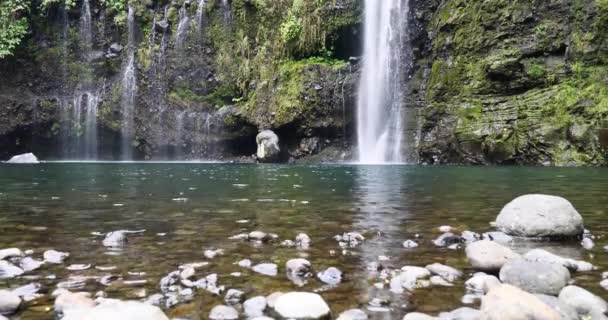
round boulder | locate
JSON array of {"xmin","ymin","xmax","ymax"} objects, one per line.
[
  {"xmin": 480, "ymin": 284, "xmax": 560, "ymax": 320},
  {"xmin": 558, "ymin": 285, "xmax": 608, "ymax": 319},
  {"xmin": 496, "ymin": 195, "xmax": 583, "ymax": 238},
  {"xmin": 499, "ymin": 259, "xmax": 570, "ymax": 295},
  {"xmin": 273, "ymin": 292, "xmax": 330, "ymax": 319},
  {"xmin": 465, "ymin": 240, "xmax": 520, "ymax": 272}
]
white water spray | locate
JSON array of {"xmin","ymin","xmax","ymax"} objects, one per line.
[{"xmin": 121, "ymin": 6, "xmax": 137, "ymax": 160}]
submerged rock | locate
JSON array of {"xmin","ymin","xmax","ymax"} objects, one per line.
[
  {"xmin": 295, "ymin": 233, "xmax": 312, "ymax": 249},
  {"xmin": 499, "ymin": 259, "xmax": 570, "ymax": 295},
  {"xmin": 465, "ymin": 240, "xmax": 520, "ymax": 272},
  {"xmin": 244, "ymin": 296, "xmax": 267, "ymax": 318},
  {"xmin": 425, "ymin": 263, "xmax": 462, "ymax": 282},
  {"xmin": 337, "ymin": 309, "xmax": 368, "ymax": 320},
  {"xmin": 480, "ymin": 284, "xmax": 560, "ymax": 320},
  {"xmin": 496, "ymin": 195, "xmax": 584, "ymax": 238},
  {"xmin": 6, "ymin": 153, "xmax": 39, "ymax": 164},
  {"xmin": 0, "ymin": 290, "xmax": 21, "ymax": 315},
  {"xmin": 286, "ymin": 259, "xmax": 312, "ymax": 286},
  {"xmin": 209, "ymin": 305, "xmax": 239, "ymax": 320},
  {"xmin": 317, "ymin": 267, "xmax": 342, "ymax": 285},
  {"xmin": 402, "ymin": 240, "xmax": 419, "ymax": 248},
  {"xmin": 12, "ymin": 283, "xmax": 42, "ymax": 301},
  {"xmin": 0, "ymin": 261, "xmax": 24, "ymax": 279},
  {"xmin": 433, "ymin": 233, "xmax": 463, "ymax": 247},
  {"xmin": 18, "ymin": 257, "xmax": 44, "ymax": 272},
  {"xmin": 43, "ymin": 250, "xmax": 69, "ymax": 264},
  {"xmin": 256, "ymin": 130, "xmax": 281, "ymax": 163},
  {"xmin": 273, "ymin": 292, "xmax": 330, "ymax": 319},
  {"xmin": 224, "ymin": 289, "xmax": 244, "ymax": 305},
  {"xmin": 0, "ymin": 248, "xmax": 23, "ymax": 260}
]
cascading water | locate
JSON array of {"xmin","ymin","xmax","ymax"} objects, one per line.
[
  {"xmin": 221, "ymin": 0, "xmax": 231, "ymax": 25},
  {"xmin": 356, "ymin": 0, "xmax": 409, "ymax": 164},
  {"xmin": 175, "ymin": 3, "xmax": 190, "ymax": 50},
  {"xmin": 80, "ymin": 0, "xmax": 93, "ymax": 58},
  {"xmin": 120, "ymin": 6, "xmax": 137, "ymax": 160},
  {"xmin": 196, "ymin": 0, "xmax": 206, "ymax": 32}
]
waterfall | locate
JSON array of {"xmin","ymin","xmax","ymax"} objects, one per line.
[
  {"xmin": 221, "ymin": 0, "xmax": 231, "ymax": 25},
  {"xmin": 175, "ymin": 111, "xmax": 186, "ymax": 158},
  {"xmin": 175, "ymin": 3, "xmax": 190, "ymax": 50},
  {"xmin": 80, "ymin": 0, "xmax": 93, "ymax": 58},
  {"xmin": 60, "ymin": 92, "xmax": 99, "ymax": 159},
  {"xmin": 121, "ymin": 6, "xmax": 137, "ymax": 160},
  {"xmin": 356, "ymin": 0, "xmax": 409, "ymax": 164},
  {"xmin": 196, "ymin": 0, "xmax": 206, "ymax": 32}
]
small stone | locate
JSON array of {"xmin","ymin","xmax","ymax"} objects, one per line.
[
  {"xmin": 0, "ymin": 261, "xmax": 24, "ymax": 279},
  {"xmin": 438, "ymin": 225, "xmax": 452, "ymax": 233},
  {"xmin": 224, "ymin": 289, "xmax": 244, "ymax": 305},
  {"xmin": 0, "ymin": 248, "xmax": 23, "ymax": 260},
  {"xmin": 103, "ymin": 231, "xmax": 127, "ymax": 247},
  {"xmin": 432, "ymin": 233, "xmax": 462, "ymax": 247},
  {"xmin": 465, "ymin": 272, "xmax": 501, "ymax": 295},
  {"xmin": 0, "ymin": 290, "xmax": 22, "ymax": 315},
  {"xmin": 337, "ymin": 309, "xmax": 368, "ymax": 320},
  {"xmin": 62, "ymin": 299, "xmax": 168, "ymax": 320},
  {"xmin": 286, "ymin": 259, "xmax": 312, "ymax": 286},
  {"xmin": 237, "ymin": 259, "xmax": 252, "ymax": 268},
  {"xmin": 43, "ymin": 250, "xmax": 69, "ymax": 264},
  {"xmin": 12, "ymin": 283, "xmax": 41, "ymax": 301},
  {"xmin": 204, "ymin": 249, "xmax": 224, "ymax": 259},
  {"xmin": 425, "ymin": 263, "xmax": 462, "ymax": 282},
  {"xmin": 295, "ymin": 233, "xmax": 311, "ymax": 248},
  {"xmin": 580, "ymin": 237, "xmax": 594, "ymax": 250},
  {"xmin": 402, "ymin": 240, "xmax": 418, "ymax": 249},
  {"xmin": 317, "ymin": 267, "xmax": 342, "ymax": 285},
  {"xmin": 252, "ymin": 263, "xmax": 278, "ymax": 276},
  {"xmin": 248, "ymin": 231, "xmax": 269, "ymax": 241},
  {"xmin": 430, "ymin": 275, "xmax": 453, "ymax": 286},
  {"xmin": 244, "ymin": 296, "xmax": 267, "ymax": 318},
  {"xmin": 18, "ymin": 257, "xmax": 44, "ymax": 272},
  {"xmin": 461, "ymin": 231, "xmax": 481, "ymax": 243},
  {"xmin": 209, "ymin": 305, "xmax": 239, "ymax": 320},
  {"xmin": 273, "ymin": 292, "xmax": 330, "ymax": 319},
  {"xmin": 66, "ymin": 264, "xmax": 91, "ymax": 271}
]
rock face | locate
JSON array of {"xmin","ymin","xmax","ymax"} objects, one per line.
[
  {"xmin": 6, "ymin": 153, "xmax": 39, "ymax": 164},
  {"xmin": 495, "ymin": 195, "xmax": 584, "ymax": 238},
  {"xmin": 256, "ymin": 130, "xmax": 281, "ymax": 163},
  {"xmin": 273, "ymin": 292, "xmax": 331, "ymax": 319},
  {"xmin": 465, "ymin": 240, "xmax": 520, "ymax": 272},
  {"xmin": 499, "ymin": 259, "xmax": 570, "ymax": 295},
  {"xmin": 480, "ymin": 284, "xmax": 560, "ymax": 320}
]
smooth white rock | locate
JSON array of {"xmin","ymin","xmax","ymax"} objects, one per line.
[
  {"xmin": 273, "ymin": 292, "xmax": 330, "ymax": 319},
  {"xmin": 6, "ymin": 153, "xmax": 39, "ymax": 164}
]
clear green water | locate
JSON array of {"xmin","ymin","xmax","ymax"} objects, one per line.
[{"xmin": 0, "ymin": 164, "xmax": 607, "ymax": 319}]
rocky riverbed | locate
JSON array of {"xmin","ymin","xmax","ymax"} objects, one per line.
[{"xmin": 0, "ymin": 164, "xmax": 607, "ymax": 319}]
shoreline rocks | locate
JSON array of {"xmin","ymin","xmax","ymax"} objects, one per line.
[
  {"xmin": 465, "ymin": 240, "xmax": 520, "ymax": 272},
  {"xmin": 273, "ymin": 292, "xmax": 330, "ymax": 319}
]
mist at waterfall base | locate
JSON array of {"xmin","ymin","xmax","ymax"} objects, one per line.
[{"xmin": 357, "ymin": 0, "xmax": 409, "ymax": 165}]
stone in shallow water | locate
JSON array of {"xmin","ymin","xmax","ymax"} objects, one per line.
[
  {"xmin": 273, "ymin": 292, "xmax": 330, "ymax": 319},
  {"xmin": 402, "ymin": 240, "xmax": 418, "ymax": 249},
  {"xmin": 480, "ymin": 284, "xmax": 560, "ymax": 320},
  {"xmin": 0, "ymin": 261, "xmax": 24, "ymax": 279},
  {"xmin": 0, "ymin": 290, "xmax": 22, "ymax": 315},
  {"xmin": 465, "ymin": 272, "xmax": 501, "ymax": 295},
  {"xmin": 43, "ymin": 250, "xmax": 69, "ymax": 264},
  {"xmin": 337, "ymin": 309, "xmax": 368, "ymax": 320},
  {"xmin": 204, "ymin": 249, "xmax": 224, "ymax": 259},
  {"xmin": 252, "ymin": 263, "xmax": 278, "ymax": 276},
  {"xmin": 465, "ymin": 240, "xmax": 520, "ymax": 272},
  {"xmin": 209, "ymin": 305, "xmax": 239, "ymax": 320},
  {"xmin": 438, "ymin": 307, "xmax": 480, "ymax": 320},
  {"xmin": 54, "ymin": 291, "xmax": 95, "ymax": 314},
  {"xmin": 523, "ymin": 248, "xmax": 594, "ymax": 272},
  {"xmin": 295, "ymin": 233, "xmax": 311, "ymax": 248},
  {"xmin": 496, "ymin": 194, "xmax": 583, "ymax": 238},
  {"xmin": 499, "ymin": 259, "xmax": 570, "ymax": 295},
  {"xmin": 237, "ymin": 259, "xmax": 252, "ymax": 268},
  {"xmin": 558, "ymin": 285, "xmax": 608, "ymax": 319},
  {"xmin": 580, "ymin": 237, "xmax": 594, "ymax": 250},
  {"xmin": 433, "ymin": 233, "xmax": 463, "ymax": 247},
  {"xmin": 67, "ymin": 264, "xmax": 91, "ymax": 271},
  {"xmin": 317, "ymin": 267, "xmax": 342, "ymax": 285},
  {"xmin": 18, "ymin": 257, "xmax": 44, "ymax": 272},
  {"xmin": 12, "ymin": 283, "xmax": 41, "ymax": 302},
  {"xmin": 430, "ymin": 275, "xmax": 453, "ymax": 287},
  {"xmin": 244, "ymin": 296, "xmax": 267, "ymax": 318},
  {"xmin": 425, "ymin": 263, "xmax": 462, "ymax": 282},
  {"xmin": 224, "ymin": 289, "xmax": 244, "ymax": 305},
  {"xmin": 0, "ymin": 248, "xmax": 23, "ymax": 260},
  {"xmin": 534, "ymin": 294, "xmax": 578, "ymax": 320},
  {"xmin": 286, "ymin": 259, "xmax": 312, "ymax": 286},
  {"xmin": 402, "ymin": 313, "xmax": 435, "ymax": 320}
]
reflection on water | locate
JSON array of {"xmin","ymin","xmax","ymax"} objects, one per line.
[{"xmin": 0, "ymin": 164, "xmax": 607, "ymax": 319}]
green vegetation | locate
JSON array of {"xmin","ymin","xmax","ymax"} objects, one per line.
[{"xmin": 0, "ymin": 0, "xmax": 30, "ymax": 58}]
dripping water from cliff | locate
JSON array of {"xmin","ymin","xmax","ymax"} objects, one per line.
[
  {"xmin": 356, "ymin": 0, "xmax": 409, "ymax": 164},
  {"xmin": 196, "ymin": 0, "xmax": 206, "ymax": 33},
  {"xmin": 121, "ymin": 6, "xmax": 137, "ymax": 160},
  {"xmin": 175, "ymin": 2, "xmax": 190, "ymax": 50}
]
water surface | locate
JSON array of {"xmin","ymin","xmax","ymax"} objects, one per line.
[{"xmin": 0, "ymin": 164, "xmax": 607, "ymax": 318}]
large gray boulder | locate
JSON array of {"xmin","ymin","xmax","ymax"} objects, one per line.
[
  {"xmin": 465, "ymin": 240, "xmax": 520, "ymax": 272},
  {"xmin": 6, "ymin": 153, "xmax": 39, "ymax": 164},
  {"xmin": 480, "ymin": 284, "xmax": 560, "ymax": 320},
  {"xmin": 499, "ymin": 259, "xmax": 570, "ymax": 295},
  {"xmin": 273, "ymin": 292, "xmax": 330, "ymax": 319},
  {"xmin": 558, "ymin": 285, "xmax": 608, "ymax": 319},
  {"xmin": 496, "ymin": 195, "xmax": 583, "ymax": 238},
  {"xmin": 256, "ymin": 130, "xmax": 280, "ymax": 163},
  {"xmin": 535, "ymin": 294, "xmax": 578, "ymax": 320}
]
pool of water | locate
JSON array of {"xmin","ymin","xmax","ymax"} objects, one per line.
[{"xmin": 0, "ymin": 163, "xmax": 607, "ymax": 319}]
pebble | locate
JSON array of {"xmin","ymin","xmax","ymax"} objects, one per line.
[
  {"xmin": 286, "ymin": 259, "xmax": 312, "ymax": 286},
  {"xmin": 317, "ymin": 267, "xmax": 342, "ymax": 285},
  {"xmin": 500, "ymin": 259, "xmax": 570, "ymax": 295},
  {"xmin": 0, "ymin": 248, "xmax": 23, "ymax": 260},
  {"xmin": 295, "ymin": 233, "xmax": 311, "ymax": 249},
  {"xmin": 204, "ymin": 249, "xmax": 224, "ymax": 259},
  {"xmin": 402, "ymin": 240, "xmax": 418, "ymax": 249},
  {"xmin": 18, "ymin": 257, "xmax": 44, "ymax": 272},
  {"xmin": 430, "ymin": 275, "xmax": 453, "ymax": 286},
  {"xmin": 209, "ymin": 305, "xmax": 239, "ymax": 320},
  {"xmin": 244, "ymin": 296, "xmax": 267, "ymax": 318},
  {"xmin": 432, "ymin": 233, "xmax": 462, "ymax": 247},
  {"xmin": 67, "ymin": 264, "xmax": 91, "ymax": 271},
  {"xmin": 0, "ymin": 261, "xmax": 24, "ymax": 279},
  {"xmin": 43, "ymin": 250, "xmax": 69, "ymax": 264},
  {"xmin": 224, "ymin": 289, "xmax": 244, "ymax": 305},
  {"xmin": 337, "ymin": 309, "xmax": 368, "ymax": 320},
  {"xmin": 237, "ymin": 259, "xmax": 252, "ymax": 268},
  {"xmin": 581, "ymin": 237, "xmax": 594, "ymax": 250}
]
